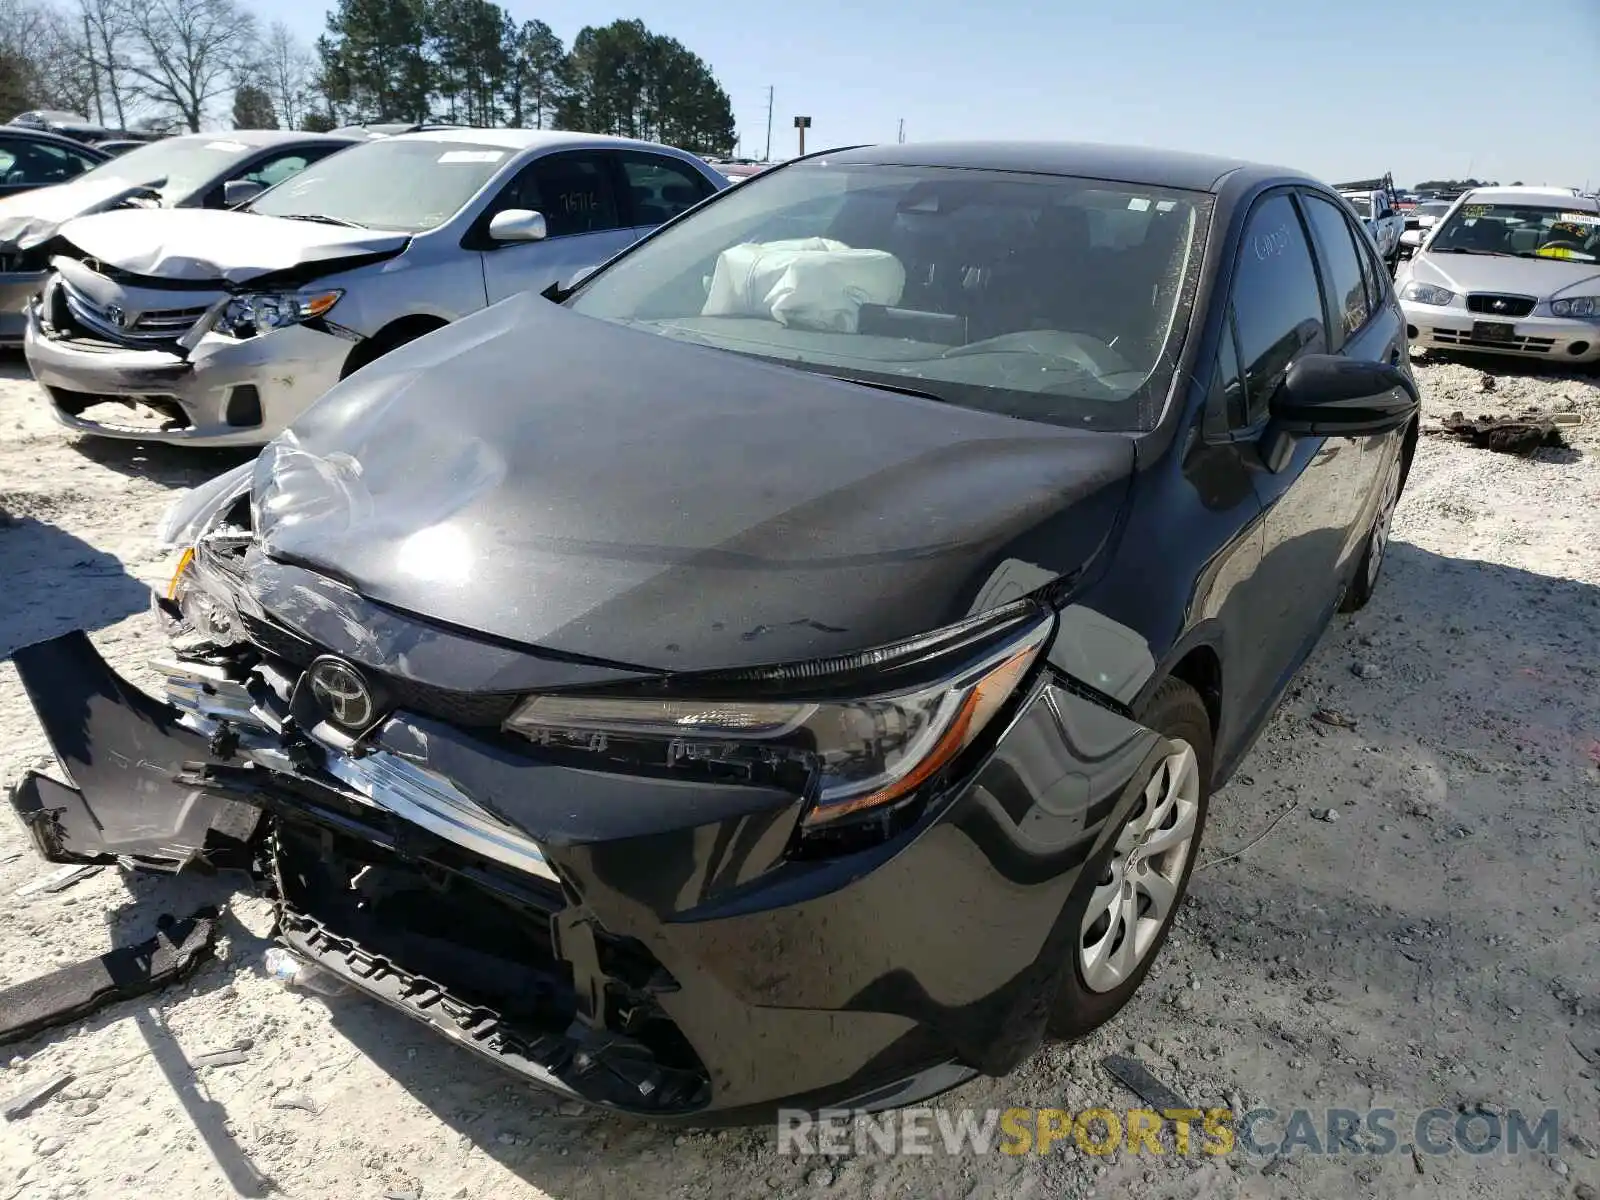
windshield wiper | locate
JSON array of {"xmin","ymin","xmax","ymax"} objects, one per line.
[
  {"xmin": 278, "ymin": 213, "xmax": 367, "ymax": 229},
  {"xmin": 1430, "ymin": 247, "xmax": 1515, "ymax": 256}
]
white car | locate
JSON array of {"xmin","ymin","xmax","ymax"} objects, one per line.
[
  {"xmin": 1398, "ymin": 199, "xmax": 1453, "ymax": 258},
  {"xmin": 23, "ymin": 129, "xmax": 728, "ymax": 445},
  {"xmin": 1398, "ymin": 186, "xmax": 1600, "ymax": 364}
]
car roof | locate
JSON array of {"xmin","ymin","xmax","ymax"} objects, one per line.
[
  {"xmin": 166, "ymin": 129, "xmax": 360, "ymax": 149},
  {"xmin": 815, "ymin": 140, "xmax": 1306, "ymax": 193},
  {"xmin": 384, "ymin": 127, "xmax": 715, "ymax": 156},
  {"xmin": 1463, "ymin": 185, "xmax": 1591, "ymax": 206}
]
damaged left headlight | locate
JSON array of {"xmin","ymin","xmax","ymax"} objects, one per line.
[
  {"xmin": 503, "ymin": 608, "xmax": 1052, "ymax": 827},
  {"xmin": 218, "ymin": 289, "xmax": 342, "ymax": 338}
]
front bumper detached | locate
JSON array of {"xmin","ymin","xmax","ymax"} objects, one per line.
[{"xmin": 8, "ymin": 627, "xmax": 1165, "ymax": 1122}]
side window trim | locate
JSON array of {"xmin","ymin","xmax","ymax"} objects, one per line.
[{"xmin": 1290, "ymin": 190, "xmax": 1344, "ymax": 353}]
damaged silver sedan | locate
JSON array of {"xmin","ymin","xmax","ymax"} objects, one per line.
[{"xmin": 23, "ymin": 129, "xmax": 726, "ymax": 446}]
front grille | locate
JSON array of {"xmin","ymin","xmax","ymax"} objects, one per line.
[
  {"xmin": 60, "ymin": 279, "xmax": 208, "ymax": 345},
  {"xmin": 238, "ymin": 612, "xmax": 518, "ymax": 728},
  {"xmin": 1431, "ymin": 328, "xmax": 1555, "ymax": 353},
  {"xmin": 1465, "ymin": 294, "xmax": 1537, "ymax": 317}
]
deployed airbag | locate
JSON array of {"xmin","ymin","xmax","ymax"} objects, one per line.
[{"xmin": 701, "ymin": 237, "xmax": 905, "ymax": 333}]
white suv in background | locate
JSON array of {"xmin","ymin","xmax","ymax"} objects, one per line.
[{"xmin": 22, "ymin": 129, "xmax": 728, "ymax": 445}]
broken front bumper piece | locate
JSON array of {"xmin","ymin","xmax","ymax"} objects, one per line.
[{"xmin": 8, "ymin": 627, "xmax": 1166, "ymax": 1123}]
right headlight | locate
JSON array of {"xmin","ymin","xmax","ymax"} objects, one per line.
[
  {"xmin": 504, "ymin": 608, "xmax": 1053, "ymax": 827},
  {"xmin": 1401, "ymin": 281, "xmax": 1455, "ymax": 306},
  {"xmin": 1550, "ymin": 296, "xmax": 1598, "ymax": 318}
]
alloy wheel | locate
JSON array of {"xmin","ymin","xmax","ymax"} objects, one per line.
[
  {"xmin": 1367, "ymin": 457, "xmax": 1402, "ymax": 590},
  {"xmin": 1078, "ymin": 740, "xmax": 1201, "ymax": 994}
]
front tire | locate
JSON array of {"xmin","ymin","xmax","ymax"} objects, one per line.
[{"xmin": 1046, "ymin": 677, "xmax": 1213, "ymax": 1039}]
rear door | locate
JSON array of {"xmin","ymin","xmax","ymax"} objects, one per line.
[
  {"xmin": 479, "ymin": 149, "xmax": 635, "ymax": 304},
  {"xmin": 1297, "ymin": 188, "xmax": 1411, "ymax": 539},
  {"xmin": 1228, "ymin": 190, "xmax": 1369, "ymax": 713}
]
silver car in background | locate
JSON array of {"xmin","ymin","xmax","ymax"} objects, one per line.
[
  {"xmin": 0, "ymin": 130, "xmax": 358, "ymax": 345},
  {"xmin": 23, "ymin": 129, "xmax": 729, "ymax": 445},
  {"xmin": 1398, "ymin": 186, "xmax": 1600, "ymax": 364}
]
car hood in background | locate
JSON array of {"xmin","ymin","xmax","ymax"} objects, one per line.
[
  {"xmin": 0, "ymin": 177, "xmax": 161, "ymax": 253},
  {"xmin": 53, "ymin": 209, "xmax": 411, "ymax": 284},
  {"xmin": 1407, "ymin": 251, "xmax": 1600, "ymax": 299},
  {"xmin": 250, "ymin": 295, "xmax": 1137, "ymax": 672}
]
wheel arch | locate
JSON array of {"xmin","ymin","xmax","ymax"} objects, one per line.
[{"xmin": 339, "ymin": 313, "xmax": 452, "ymax": 380}]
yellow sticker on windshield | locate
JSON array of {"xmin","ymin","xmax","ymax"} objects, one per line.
[
  {"xmin": 1461, "ymin": 204, "xmax": 1490, "ymax": 216},
  {"xmin": 1535, "ymin": 245, "xmax": 1578, "ymax": 259},
  {"xmin": 1553, "ymin": 222, "xmax": 1592, "ymax": 239}
]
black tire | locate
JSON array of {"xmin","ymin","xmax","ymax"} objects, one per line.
[
  {"xmin": 1046, "ymin": 677, "xmax": 1213, "ymax": 1039},
  {"xmin": 339, "ymin": 318, "xmax": 447, "ymax": 380},
  {"xmin": 1340, "ymin": 449, "xmax": 1404, "ymax": 612}
]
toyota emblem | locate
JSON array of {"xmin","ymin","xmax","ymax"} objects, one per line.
[{"xmin": 307, "ymin": 658, "xmax": 374, "ymax": 729}]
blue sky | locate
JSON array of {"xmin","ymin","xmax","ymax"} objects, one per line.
[{"xmin": 274, "ymin": 0, "xmax": 1599, "ymax": 188}]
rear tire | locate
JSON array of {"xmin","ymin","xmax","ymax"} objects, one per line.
[
  {"xmin": 1046, "ymin": 677, "xmax": 1213, "ymax": 1040},
  {"xmin": 1340, "ymin": 450, "xmax": 1403, "ymax": 612}
]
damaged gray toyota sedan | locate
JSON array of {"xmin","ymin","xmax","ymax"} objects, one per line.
[{"xmin": 8, "ymin": 141, "xmax": 1419, "ymax": 1123}]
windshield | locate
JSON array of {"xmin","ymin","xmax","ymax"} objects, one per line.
[
  {"xmin": 74, "ymin": 135, "xmax": 258, "ymax": 202},
  {"xmin": 247, "ymin": 138, "xmax": 510, "ymax": 232},
  {"xmin": 1417, "ymin": 202, "xmax": 1451, "ymax": 219},
  {"xmin": 1428, "ymin": 202, "xmax": 1600, "ymax": 262},
  {"xmin": 1346, "ymin": 195, "xmax": 1373, "ymax": 218},
  {"xmin": 568, "ymin": 162, "xmax": 1209, "ymax": 432}
]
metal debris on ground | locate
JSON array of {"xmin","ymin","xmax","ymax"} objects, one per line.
[
  {"xmin": 13, "ymin": 864, "xmax": 103, "ymax": 898},
  {"xmin": 1427, "ymin": 409, "xmax": 1580, "ymax": 457},
  {"xmin": 1101, "ymin": 1053, "xmax": 1194, "ymax": 1112},
  {"xmin": 1, "ymin": 1070, "xmax": 74, "ymax": 1121}
]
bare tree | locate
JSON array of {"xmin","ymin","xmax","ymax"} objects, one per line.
[
  {"xmin": 78, "ymin": 0, "xmax": 133, "ymax": 128},
  {"xmin": 0, "ymin": 0, "xmax": 96, "ymax": 117},
  {"xmin": 263, "ymin": 21, "xmax": 311, "ymax": 130},
  {"xmin": 120, "ymin": 0, "xmax": 259, "ymax": 132}
]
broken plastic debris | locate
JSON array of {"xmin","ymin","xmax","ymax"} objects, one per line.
[
  {"xmin": 2, "ymin": 1071, "xmax": 73, "ymax": 1121},
  {"xmin": 14, "ymin": 865, "xmax": 102, "ymax": 898},
  {"xmin": 263, "ymin": 948, "xmax": 347, "ymax": 997}
]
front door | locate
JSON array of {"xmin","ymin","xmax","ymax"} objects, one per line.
[{"xmin": 481, "ymin": 150, "xmax": 637, "ymax": 304}]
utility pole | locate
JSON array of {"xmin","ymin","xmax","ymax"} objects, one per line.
[
  {"xmin": 82, "ymin": 9, "xmax": 104, "ymax": 125},
  {"xmin": 897, "ymin": 118, "xmax": 904, "ymax": 144},
  {"xmin": 764, "ymin": 86, "xmax": 773, "ymax": 162}
]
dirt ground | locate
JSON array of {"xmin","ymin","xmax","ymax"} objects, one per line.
[{"xmin": 0, "ymin": 348, "xmax": 1596, "ymax": 1200}]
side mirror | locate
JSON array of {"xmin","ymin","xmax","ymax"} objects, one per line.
[
  {"xmin": 488, "ymin": 208, "xmax": 547, "ymax": 243},
  {"xmin": 223, "ymin": 179, "xmax": 264, "ymax": 208},
  {"xmin": 1269, "ymin": 354, "xmax": 1418, "ymax": 436}
]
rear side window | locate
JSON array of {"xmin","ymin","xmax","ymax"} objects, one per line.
[
  {"xmin": 1301, "ymin": 193, "xmax": 1371, "ymax": 342},
  {"xmin": 1230, "ymin": 193, "xmax": 1327, "ymax": 422},
  {"xmin": 620, "ymin": 154, "xmax": 714, "ymax": 226},
  {"xmin": 0, "ymin": 137, "xmax": 97, "ymax": 186}
]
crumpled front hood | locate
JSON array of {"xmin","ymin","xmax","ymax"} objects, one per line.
[
  {"xmin": 250, "ymin": 293, "xmax": 1136, "ymax": 672},
  {"xmin": 1409, "ymin": 251, "xmax": 1600, "ymax": 299},
  {"xmin": 0, "ymin": 177, "xmax": 160, "ymax": 253},
  {"xmin": 54, "ymin": 209, "xmax": 410, "ymax": 284}
]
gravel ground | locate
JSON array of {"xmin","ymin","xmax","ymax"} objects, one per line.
[{"xmin": 0, "ymin": 349, "xmax": 1597, "ymax": 1200}]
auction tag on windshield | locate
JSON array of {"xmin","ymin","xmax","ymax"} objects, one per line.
[
  {"xmin": 1558, "ymin": 212, "xmax": 1598, "ymax": 224},
  {"xmin": 204, "ymin": 140, "xmax": 248, "ymax": 152},
  {"xmin": 438, "ymin": 150, "xmax": 504, "ymax": 164},
  {"xmin": 1461, "ymin": 204, "xmax": 1490, "ymax": 217}
]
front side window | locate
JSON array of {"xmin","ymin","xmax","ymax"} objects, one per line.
[
  {"xmin": 569, "ymin": 162, "xmax": 1211, "ymax": 431},
  {"xmin": 236, "ymin": 152, "xmax": 312, "ymax": 190},
  {"xmin": 248, "ymin": 139, "xmax": 512, "ymax": 232},
  {"xmin": 1428, "ymin": 202, "xmax": 1600, "ymax": 262},
  {"xmin": 1229, "ymin": 192, "xmax": 1327, "ymax": 423},
  {"xmin": 1302, "ymin": 193, "xmax": 1371, "ymax": 341}
]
